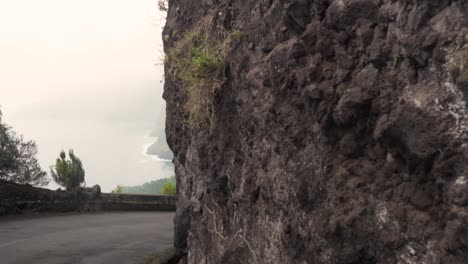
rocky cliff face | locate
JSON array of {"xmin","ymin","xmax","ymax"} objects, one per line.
[{"xmin": 163, "ymin": 1, "xmax": 468, "ymax": 263}]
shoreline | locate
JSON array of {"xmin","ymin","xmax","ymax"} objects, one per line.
[{"xmin": 142, "ymin": 137, "xmax": 172, "ymax": 163}]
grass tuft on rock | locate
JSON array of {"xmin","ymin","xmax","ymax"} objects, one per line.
[{"xmin": 166, "ymin": 28, "xmax": 233, "ymax": 126}]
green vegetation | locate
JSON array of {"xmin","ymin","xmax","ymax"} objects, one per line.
[
  {"xmin": 0, "ymin": 109, "xmax": 49, "ymax": 186},
  {"xmin": 112, "ymin": 185, "xmax": 123, "ymax": 194},
  {"xmin": 158, "ymin": 0, "xmax": 167, "ymax": 12},
  {"xmin": 231, "ymin": 29, "xmax": 243, "ymax": 40},
  {"xmin": 112, "ymin": 176, "xmax": 176, "ymax": 195},
  {"xmin": 166, "ymin": 29, "xmax": 233, "ymax": 126},
  {"xmin": 162, "ymin": 182, "xmax": 176, "ymax": 195},
  {"xmin": 50, "ymin": 150, "xmax": 85, "ymax": 190},
  {"xmin": 162, "ymin": 30, "xmax": 179, "ymax": 45}
]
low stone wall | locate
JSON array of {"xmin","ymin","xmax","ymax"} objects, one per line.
[
  {"xmin": 0, "ymin": 180, "xmax": 176, "ymax": 216},
  {"xmin": 101, "ymin": 193, "xmax": 176, "ymax": 211}
]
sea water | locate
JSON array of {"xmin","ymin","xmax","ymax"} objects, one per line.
[{"xmin": 4, "ymin": 116, "xmax": 173, "ymax": 192}]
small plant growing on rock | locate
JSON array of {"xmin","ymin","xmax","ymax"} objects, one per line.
[
  {"xmin": 231, "ymin": 29, "xmax": 243, "ymax": 40},
  {"xmin": 166, "ymin": 30, "xmax": 230, "ymax": 126},
  {"xmin": 158, "ymin": 0, "xmax": 168, "ymax": 12},
  {"xmin": 50, "ymin": 150, "xmax": 85, "ymax": 190}
]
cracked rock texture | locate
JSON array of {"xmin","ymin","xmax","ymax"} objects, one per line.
[{"xmin": 163, "ymin": 0, "xmax": 468, "ymax": 263}]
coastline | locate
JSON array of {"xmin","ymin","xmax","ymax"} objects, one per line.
[{"xmin": 142, "ymin": 135, "xmax": 173, "ymax": 162}]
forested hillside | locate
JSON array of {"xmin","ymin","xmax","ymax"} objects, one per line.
[{"xmin": 113, "ymin": 176, "xmax": 175, "ymax": 195}]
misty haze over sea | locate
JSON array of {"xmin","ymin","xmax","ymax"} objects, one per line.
[{"xmin": 0, "ymin": 0, "xmax": 171, "ymax": 192}]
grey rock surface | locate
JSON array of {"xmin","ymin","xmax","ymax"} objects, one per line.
[{"xmin": 163, "ymin": 0, "xmax": 468, "ymax": 263}]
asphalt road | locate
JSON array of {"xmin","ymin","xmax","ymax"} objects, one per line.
[{"xmin": 0, "ymin": 212, "xmax": 174, "ymax": 264}]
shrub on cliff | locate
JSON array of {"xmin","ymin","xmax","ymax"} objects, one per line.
[
  {"xmin": 166, "ymin": 28, "xmax": 239, "ymax": 126},
  {"xmin": 0, "ymin": 109, "xmax": 49, "ymax": 186},
  {"xmin": 158, "ymin": 0, "xmax": 168, "ymax": 12},
  {"xmin": 50, "ymin": 150, "xmax": 85, "ymax": 190}
]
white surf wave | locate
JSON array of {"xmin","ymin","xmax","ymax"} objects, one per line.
[{"xmin": 141, "ymin": 137, "xmax": 172, "ymax": 163}]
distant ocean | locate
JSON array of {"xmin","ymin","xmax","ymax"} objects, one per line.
[
  {"xmin": 6, "ymin": 117, "xmax": 174, "ymax": 192},
  {"xmin": 142, "ymin": 135, "xmax": 172, "ymax": 162}
]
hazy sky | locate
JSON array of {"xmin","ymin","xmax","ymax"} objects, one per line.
[
  {"xmin": 0, "ymin": 0, "xmax": 166, "ymax": 121},
  {"xmin": 0, "ymin": 0, "xmax": 170, "ymax": 191}
]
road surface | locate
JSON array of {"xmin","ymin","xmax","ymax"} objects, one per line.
[{"xmin": 0, "ymin": 212, "xmax": 174, "ymax": 264}]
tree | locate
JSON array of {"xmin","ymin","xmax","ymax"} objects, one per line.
[
  {"xmin": 158, "ymin": 0, "xmax": 168, "ymax": 12},
  {"xmin": 50, "ymin": 150, "xmax": 85, "ymax": 190},
  {"xmin": 112, "ymin": 185, "xmax": 123, "ymax": 194},
  {"xmin": 0, "ymin": 109, "xmax": 48, "ymax": 186},
  {"xmin": 162, "ymin": 182, "xmax": 176, "ymax": 195}
]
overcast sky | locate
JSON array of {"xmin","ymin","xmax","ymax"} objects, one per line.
[
  {"xmin": 0, "ymin": 0, "xmax": 170, "ymax": 191},
  {"xmin": 0, "ymin": 0, "xmax": 166, "ymax": 122}
]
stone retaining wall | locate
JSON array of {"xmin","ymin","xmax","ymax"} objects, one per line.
[
  {"xmin": 0, "ymin": 180, "xmax": 176, "ymax": 216},
  {"xmin": 101, "ymin": 193, "xmax": 176, "ymax": 211}
]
